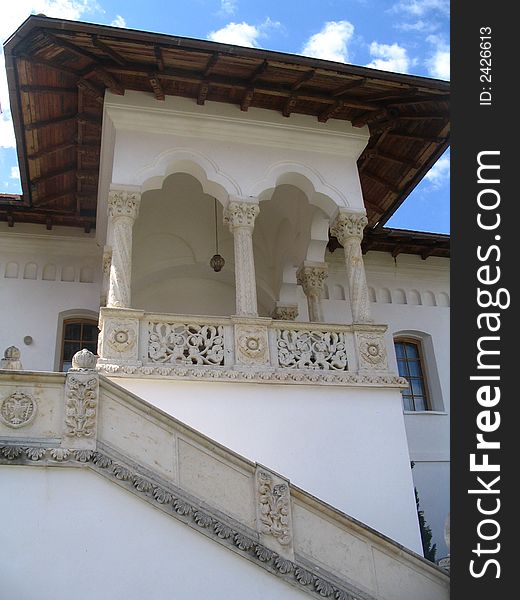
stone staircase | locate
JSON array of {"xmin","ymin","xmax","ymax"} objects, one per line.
[{"xmin": 0, "ymin": 352, "xmax": 449, "ymax": 600}]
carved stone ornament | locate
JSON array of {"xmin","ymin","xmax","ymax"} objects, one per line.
[
  {"xmin": 357, "ymin": 333, "xmax": 388, "ymax": 371},
  {"xmin": 235, "ymin": 325, "xmax": 269, "ymax": 366},
  {"xmin": 330, "ymin": 211, "xmax": 368, "ymax": 243},
  {"xmin": 105, "ymin": 319, "xmax": 138, "ymax": 356},
  {"xmin": 148, "ymin": 321, "xmax": 224, "ymax": 365},
  {"xmin": 71, "ymin": 348, "xmax": 97, "ymax": 371},
  {"xmin": 223, "ymin": 201, "xmax": 259, "ymax": 230},
  {"xmin": 107, "ymin": 189, "xmax": 141, "ymax": 220},
  {"xmin": 272, "ymin": 305, "xmax": 299, "ymax": 321},
  {"xmin": 257, "ymin": 470, "xmax": 292, "ymax": 548},
  {"xmin": 277, "ymin": 329, "xmax": 348, "ymax": 371},
  {"xmin": 296, "ymin": 265, "xmax": 328, "ymax": 295},
  {"xmin": 65, "ymin": 373, "xmax": 99, "ymax": 437},
  {"xmin": 0, "ymin": 391, "xmax": 37, "ymax": 428}
]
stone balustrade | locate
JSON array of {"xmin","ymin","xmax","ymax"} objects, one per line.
[{"xmin": 97, "ymin": 307, "xmax": 406, "ymax": 387}]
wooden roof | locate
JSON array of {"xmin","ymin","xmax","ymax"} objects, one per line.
[{"xmin": 1, "ymin": 15, "xmax": 450, "ymax": 256}]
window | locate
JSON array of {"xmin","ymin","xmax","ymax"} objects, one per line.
[
  {"xmin": 394, "ymin": 338, "xmax": 430, "ymax": 411},
  {"xmin": 60, "ymin": 319, "xmax": 98, "ymax": 371}
]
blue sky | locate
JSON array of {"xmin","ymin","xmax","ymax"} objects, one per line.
[{"xmin": 0, "ymin": 0, "xmax": 450, "ymax": 233}]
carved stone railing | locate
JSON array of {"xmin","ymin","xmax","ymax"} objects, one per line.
[
  {"xmin": 97, "ymin": 307, "xmax": 407, "ymax": 388},
  {"xmin": 0, "ymin": 363, "xmax": 449, "ymax": 600}
]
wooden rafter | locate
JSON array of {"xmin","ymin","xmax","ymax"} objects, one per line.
[
  {"xmin": 386, "ymin": 94, "xmax": 449, "ymax": 107},
  {"xmin": 76, "ymin": 113, "xmax": 102, "ymax": 127},
  {"xmin": 76, "ymin": 170, "xmax": 98, "ymax": 185},
  {"xmin": 203, "ymin": 53, "xmax": 220, "ymax": 77},
  {"xmin": 363, "ymin": 170, "xmax": 400, "ymax": 195},
  {"xmin": 20, "ymin": 85, "xmax": 76, "ymax": 94},
  {"xmin": 25, "ymin": 114, "xmax": 77, "ymax": 131},
  {"xmin": 385, "ymin": 130, "xmax": 444, "ymax": 144},
  {"xmin": 31, "ymin": 165, "xmax": 76, "ymax": 186},
  {"xmin": 331, "ymin": 78, "xmax": 366, "ymax": 97},
  {"xmin": 154, "ymin": 45, "xmax": 165, "ymax": 71},
  {"xmin": 397, "ymin": 113, "xmax": 449, "ymax": 121},
  {"xmin": 91, "ymin": 35, "xmax": 127, "ymax": 66},
  {"xmin": 360, "ymin": 149, "xmax": 420, "ymax": 170},
  {"xmin": 77, "ymin": 79, "xmax": 104, "ymax": 103},
  {"xmin": 34, "ymin": 191, "xmax": 77, "ymax": 211},
  {"xmin": 282, "ymin": 95, "xmax": 298, "ymax": 118},
  {"xmin": 18, "ymin": 54, "xmax": 81, "ymax": 76},
  {"xmin": 28, "ymin": 140, "xmax": 76, "ymax": 160},
  {"xmin": 249, "ymin": 60, "xmax": 269, "ymax": 82},
  {"xmin": 290, "ymin": 70, "xmax": 315, "ymax": 91},
  {"xmin": 149, "ymin": 73, "xmax": 165, "ymax": 100},
  {"xmin": 93, "ymin": 67, "xmax": 124, "ymax": 95},
  {"xmin": 421, "ymin": 245, "xmax": 438, "ymax": 260},
  {"xmin": 43, "ymin": 31, "xmax": 99, "ymax": 64}
]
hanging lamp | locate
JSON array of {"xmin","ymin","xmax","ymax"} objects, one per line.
[{"xmin": 209, "ymin": 198, "xmax": 225, "ymax": 272}]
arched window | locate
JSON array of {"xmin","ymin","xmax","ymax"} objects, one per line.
[
  {"xmin": 394, "ymin": 338, "xmax": 430, "ymax": 411},
  {"xmin": 60, "ymin": 319, "xmax": 98, "ymax": 371}
]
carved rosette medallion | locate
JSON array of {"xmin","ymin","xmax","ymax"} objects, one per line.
[
  {"xmin": 357, "ymin": 333, "xmax": 388, "ymax": 371},
  {"xmin": 103, "ymin": 318, "xmax": 139, "ymax": 360},
  {"xmin": 235, "ymin": 325, "xmax": 269, "ymax": 366},
  {"xmin": 256, "ymin": 469, "xmax": 293, "ymax": 558},
  {"xmin": 0, "ymin": 391, "xmax": 37, "ymax": 428}
]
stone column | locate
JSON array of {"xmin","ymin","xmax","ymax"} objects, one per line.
[
  {"xmin": 107, "ymin": 189, "xmax": 141, "ymax": 308},
  {"xmin": 296, "ymin": 262, "xmax": 328, "ymax": 322},
  {"xmin": 331, "ymin": 210, "xmax": 372, "ymax": 323},
  {"xmin": 224, "ymin": 200, "xmax": 260, "ymax": 317}
]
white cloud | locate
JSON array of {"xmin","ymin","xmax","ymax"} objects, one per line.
[
  {"xmin": 301, "ymin": 21, "xmax": 354, "ymax": 63},
  {"xmin": 391, "ymin": 0, "xmax": 449, "ymax": 17},
  {"xmin": 110, "ymin": 15, "xmax": 126, "ymax": 28},
  {"xmin": 219, "ymin": 0, "xmax": 237, "ymax": 15},
  {"xmin": 366, "ymin": 42, "xmax": 412, "ymax": 74},
  {"xmin": 10, "ymin": 165, "xmax": 20, "ymax": 179},
  {"xmin": 425, "ymin": 154, "xmax": 450, "ymax": 188},
  {"xmin": 396, "ymin": 19, "xmax": 439, "ymax": 33},
  {"xmin": 208, "ymin": 18, "xmax": 280, "ymax": 48},
  {"xmin": 425, "ymin": 35, "xmax": 449, "ymax": 80}
]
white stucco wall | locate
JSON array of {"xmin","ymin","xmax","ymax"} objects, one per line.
[
  {"xmin": 0, "ymin": 466, "xmax": 309, "ymax": 600},
  {"xmin": 0, "ymin": 225, "xmax": 102, "ymax": 372},
  {"xmin": 112, "ymin": 376, "xmax": 423, "ymax": 554}
]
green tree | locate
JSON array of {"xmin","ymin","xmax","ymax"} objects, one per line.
[{"xmin": 411, "ymin": 462, "xmax": 437, "ymax": 562}]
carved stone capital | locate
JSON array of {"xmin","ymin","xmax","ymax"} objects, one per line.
[
  {"xmin": 272, "ymin": 304, "xmax": 299, "ymax": 321},
  {"xmin": 296, "ymin": 263, "xmax": 328, "ymax": 296},
  {"xmin": 255, "ymin": 467, "xmax": 294, "ymax": 560},
  {"xmin": 224, "ymin": 201, "xmax": 259, "ymax": 230},
  {"xmin": 330, "ymin": 210, "xmax": 368, "ymax": 244},
  {"xmin": 108, "ymin": 189, "xmax": 141, "ymax": 221}
]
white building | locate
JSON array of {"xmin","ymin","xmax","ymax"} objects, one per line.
[{"xmin": 0, "ymin": 15, "xmax": 450, "ymax": 600}]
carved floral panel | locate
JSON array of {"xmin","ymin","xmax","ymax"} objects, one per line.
[
  {"xmin": 257, "ymin": 470, "xmax": 292, "ymax": 548},
  {"xmin": 148, "ymin": 322, "xmax": 225, "ymax": 366},
  {"xmin": 277, "ymin": 329, "xmax": 348, "ymax": 371}
]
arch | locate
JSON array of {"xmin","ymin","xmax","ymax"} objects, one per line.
[
  {"xmin": 423, "ymin": 291, "xmax": 437, "ymax": 307},
  {"xmin": 137, "ymin": 148, "xmax": 241, "ymax": 206},
  {"xmin": 79, "ymin": 266, "xmax": 94, "ymax": 284},
  {"xmin": 61, "ymin": 266, "xmax": 76, "ymax": 282},
  {"xmin": 378, "ymin": 288, "xmax": 392, "ymax": 304},
  {"xmin": 323, "ymin": 284, "xmax": 330, "ymax": 300},
  {"xmin": 42, "ymin": 264, "xmax": 57, "ymax": 281},
  {"xmin": 438, "ymin": 292, "xmax": 450, "ymax": 307},
  {"xmin": 23, "ymin": 262, "xmax": 38, "ymax": 280},
  {"xmin": 368, "ymin": 287, "xmax": 377, "ymax": 303},
  {"xmin": 4, "ymin": 262, "xmax": 19, "ymax": 279},
  {"xmin": 408, "ymin": 289, "xmax": 422, "ymax": 306},
  {"xmin": 331, "ymin": 284, "xmax": 346, "ymax": 301},
  {"xmin": 393, "ymin": 289, "xmax": 407, "ymax": 305},
  {"xmin": 53, "ymin": 308, "xmax": 99, "ymax": 371},
  {"xmin": 250, "ymin": 162, "xmax": 347, "ymax": 217}
]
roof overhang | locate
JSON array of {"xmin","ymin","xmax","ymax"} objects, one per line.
[{"xmin": 1, "ymin": 15, "xmax": 450, "ymax": 256}]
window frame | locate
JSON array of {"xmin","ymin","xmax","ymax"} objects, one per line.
[
  {"xmin": 54, "ymin": 310, "xmax": 99, "ymax": 372},
  {"xmin": 394, "ymin": 336, "xmax": 431, "ymax": 412}
]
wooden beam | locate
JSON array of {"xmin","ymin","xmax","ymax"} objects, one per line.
[
  {"xmin": 398, "ymin": 113, "xmax": 450, "ymax": 121},
  {"xmin": 76, "ymin": 145, "xmax": 100, "ymax": 160},
  {"xmin": 197, "ymin": 81, "xmax": 209, "ymax": 105},
  {"xmin": 331, "ymin": 78, "xmax": 366, "ymax": 97},
  {"xmin": 392, "ymin": 245, "xmax": 404, "ymax": 258},
  {"xmin": 43, "ymin": 32, "xmax": 99, "ymax": 64},
  {"xmin": 149, "ymin": 73, "xmax": 165, "ymax": 100},
  {"xmin": 76, "ymin": 113, "xmax": 102, "ymax": 127},
  {"xmin": 154, "ymin": 45, "xmax": 165, "ymax": 71},
  {"xmin": 7, "ymin": 211, "xmax": 14, "ymax": 227},
  {"xmin": 360, "ymin": 149, "xmax": 420, "ymax": 169},
  {"xmin": 386, "ymin": 94, "xmax": 449, "ymax": 107},
  {"xmin": 77, "ymin": 79, "xmax": 104, "ymax": 104},
  {"xmin": 25, "ymin": 114, "xmax": 77, "ymax": 131},
  {"xmin": 282, "ymin": 96, "xmax": 298, "ymax": 117},
  {"xmin": 93, "ymin": 68, "xmax": 125, "ymax": 95},
  {"xmin": 421, "ymin": 245, "xmax": 438, "ymax": 260},
  {"xmin": 20, "ymin": 85, "xmax": 76, "ymax": 94},
  {"xmin": 241, "ymin": 88, "xmax": 255, "ymax": 112},
  {"xmin": 363, "ymin": 170, "xmax": 400, "ymax": 194},
  {"xmin": 290, "ymin": 70, "xmax": 315, "ymax": 91},
  {"xmin": 319, "ymin": 98, "xmax": 380, "ymax": 123},
  {"xmin": 352, "ymin": 108, "xmax": 397, "ymax": 128},
  {"xmin": 32, "ymin": 189, "xmax": 78, "ymax": 208},
  {"xmin": 46, "ymin": 216, "xmax": 53, "ymax": 231},
  {"xmin": 249, "ymin": 60, "xmax": 269, "ymax": 82},
  {"xmin": 76, "ymin": 170, "xmax": 98, "ymax": 185},
  {"xmin": 28, "ymin": 140, "xmax": 76, "ymax": 160},
  {"xmin": 19, "ymin": 54, "xmax": 81, "ymax": 77},
  {"xmin": 368, "ymin": 87, "xmax": 418, "ymax": 102},
  {"xmin": 203, "ymin": 53, "xmax": 220, "ymax": 77},
  {"xmin": 31, "ymin": 166, "xmax": 76, "ymax": 186},
  {"xmin": 91, "ymin": 35, "xmax": 127, "ymax": 66},
  {"xmin": 386, "ymin": 131, "xmax": 444, "ymax": 144}
]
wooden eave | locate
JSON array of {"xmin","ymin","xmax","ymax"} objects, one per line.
[{"xmin": 1, "ymin": 15, "xmax": 450, "ymax": 256}]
